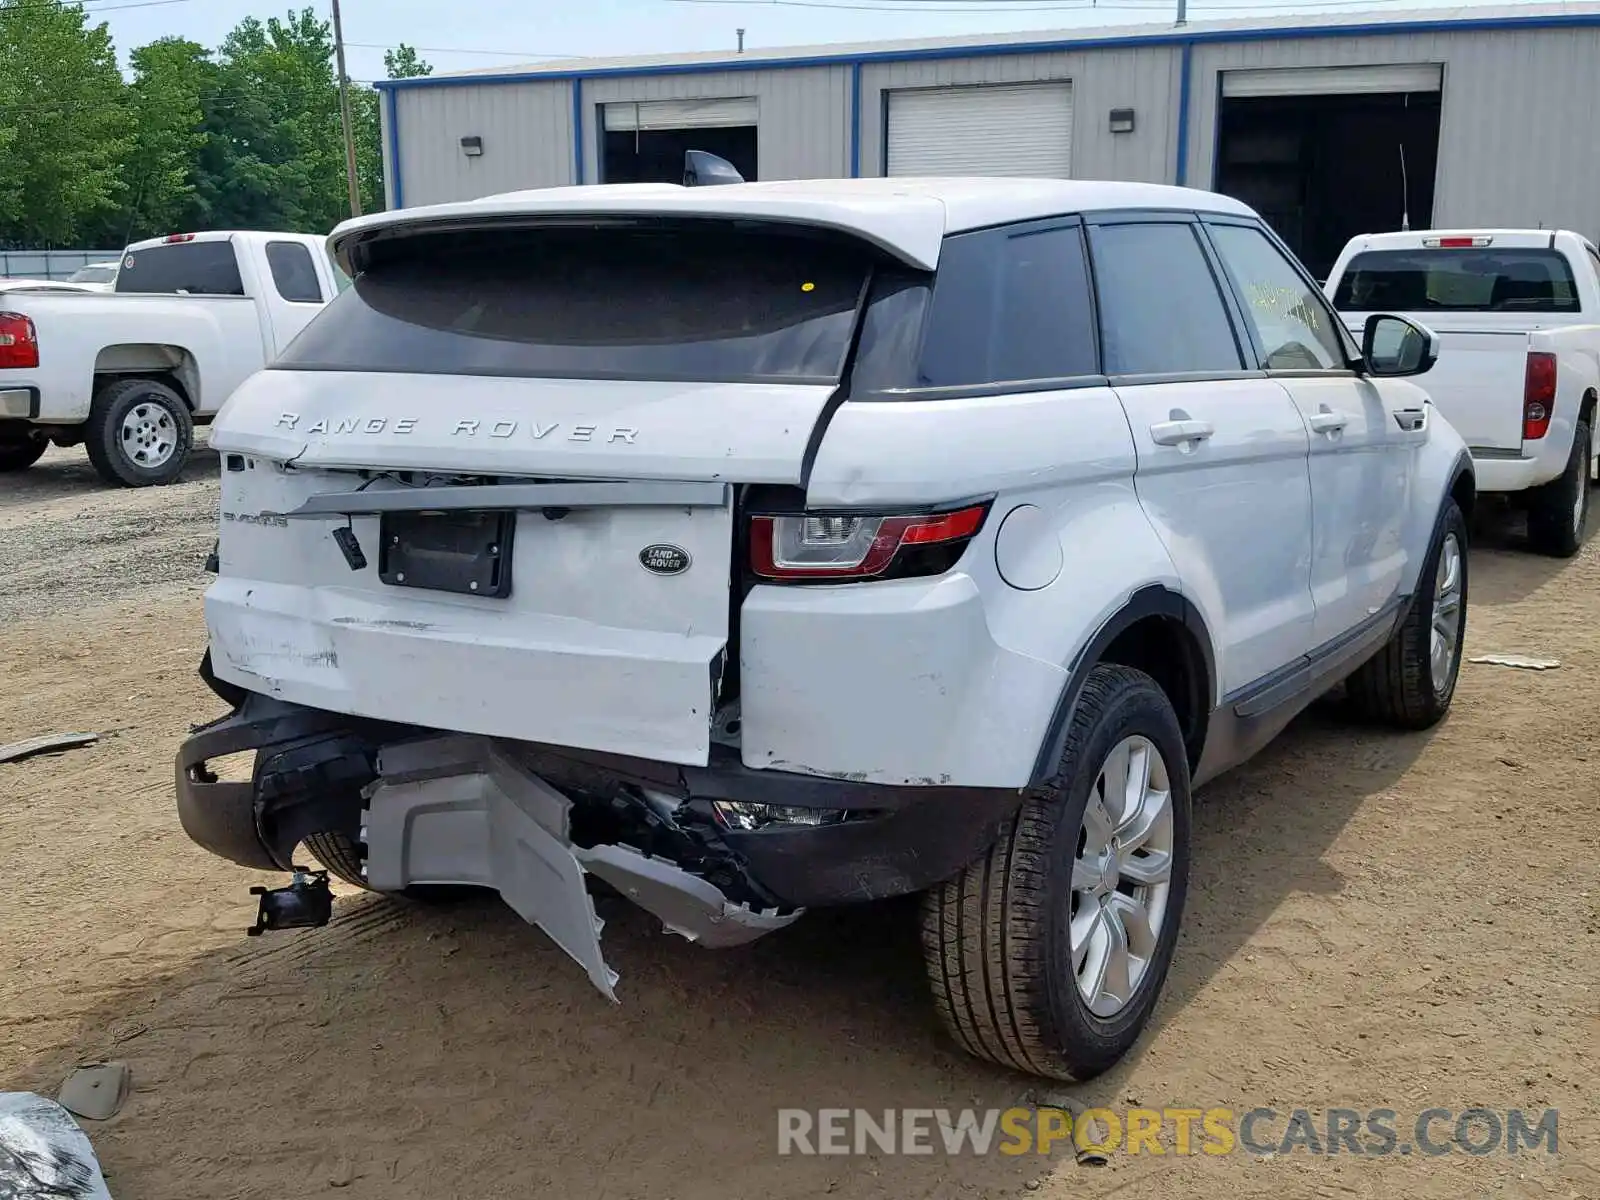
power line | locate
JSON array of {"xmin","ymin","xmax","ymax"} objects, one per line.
[
  {"xmin": 0, "ymin": 0, "xmax": 201, "ymax": 14},
  {"xmin": 346, "ymin": 40, "xmax": 579, "ymax": 60}
]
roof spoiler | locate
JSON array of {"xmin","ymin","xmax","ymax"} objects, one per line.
[{"xmin": 683, "ymin": 150, "xmax": 744, "ymax": 187}]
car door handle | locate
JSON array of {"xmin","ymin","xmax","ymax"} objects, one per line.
[
  {"xmin": 1149, "ymin": 418, "xmax": 1215, "ymax": 446},
  {"xmin": 1308, "ymin": 410, "xmax": 1349, "ymax": 435},
  {"xmin": 1393, "ymin": 408, "xmax": 1428, "ymax": 432}
]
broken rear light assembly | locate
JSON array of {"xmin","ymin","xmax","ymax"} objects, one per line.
[
  {"xmin": 748, "ymin": 501, "xmax": 990, "ymax": 582},
  {"xmin": 1524, "ymin": 351, "xmax": 1557, "ymax": 440},
  {"xmin": 711, "ymin": 801, "xmax": 849, "ymax": 831}
]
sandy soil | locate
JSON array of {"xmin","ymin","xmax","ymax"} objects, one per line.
[{"xmin": 1, "ymin": 445, "xmax": 1596, "ymax": 1200}]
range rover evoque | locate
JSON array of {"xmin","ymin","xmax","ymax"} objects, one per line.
[{"xmin": 176, "ymin": 175, "xmax": 1473, "ymax": 1081}]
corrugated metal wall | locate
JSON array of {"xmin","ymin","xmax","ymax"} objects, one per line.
[
  {"xmin": 392, "ymin": 79, "xmax": 574, "ymax": 207},
  {"xmin": 858, "ymin": 46, "xmax": 1181, "ymax": 182},
  {"xmin": 1186, "ymin": 27, "xmax": 1600, "ymax": 232},
  {"xmin": 582, "ymin": 66, "xmax": 853, "ymax": 182}
]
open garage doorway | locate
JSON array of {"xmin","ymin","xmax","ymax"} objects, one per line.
[
  {"xmin": 1214, "ymin": 65, "xmax": 1442, "ymax": 281},
  {"xmin": 602, "ymin": 98, "xmax": 758, "ymax": 184}
]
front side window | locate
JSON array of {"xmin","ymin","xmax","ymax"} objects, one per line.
[
  {"xmin": 1088, "ymin": 222, "xmax": 1243, "ymax": 376},
  {"xmin": 266, "ymin": 241, "xmax": 324, "ymax": 303},
  {"xmin": 1207, "ymin": 222, "xmax": 1347, "ymax": 370},
  {"xmin": 913, "ymin": 223, "xmax": 1098, "ymax": 389},
  {"xmin": 279, "ymin": 220, "xmax": 875, "ymax": 384}
]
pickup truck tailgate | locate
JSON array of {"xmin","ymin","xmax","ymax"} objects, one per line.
[{"xmin": 1371, "ymin": 325, "xmax": 1529, "ymax": 452}]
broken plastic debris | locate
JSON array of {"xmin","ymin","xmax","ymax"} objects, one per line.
[
  {"xmin": 0, "ymin": 732, "xmax": 99, "ymax": 765},
  {"xmin": 1468, "ymin": 654, "xmax": 1561, "ymax": 671},
  {"xmin": 58, "ymin": 1063, "xmax": 131, "ymax": 1121},
  {"xmin": 0, "ymin": 1092, "xmax": 114, "ymax": 1198}
]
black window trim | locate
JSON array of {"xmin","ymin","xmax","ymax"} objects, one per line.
[
  {"xmin": 849, "ymin": 212, "xmax": 1106, "ymax": 403},
  {"xmin": 1082, "ymin": 208, "xmax": 1258, "ymax": 384},
  {"xmin": 265, "ymin": 239, "xmax": 326, "ymax": 304},
  {"xmin": 1198, "ymin": 214, "xmax": 1363, "ymax": 377}
]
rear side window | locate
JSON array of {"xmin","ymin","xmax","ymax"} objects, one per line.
[
  {"xmin": 912, "ymin": 223, "xmax": 1098, "ymax": 389},
  {"xmin": 1330, "ymin": 248, "xmax": 1580, "ymax": 313},
  {"xmin": 1088, "ymin": 223, "xmax": 1243, "ymax": 375},
  {"xmin": 266, "ymin": 241, "xmax": 323, "ymax": 303},
  {"xmin": 279, "ymin": 221, "xmax": 873, "ymax": 384},
  {"xmin": 115, "ymin": 240, "xmax": 244, "ymax": 296}
]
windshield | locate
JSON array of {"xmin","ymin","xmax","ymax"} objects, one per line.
[
  {"xmin": 1331, "ymin": 248, "xmax": 1580, "ymax": 313},
  {"xmin": 69, "ymin": 264, "xmax": 117, "ymax": 283},
  {"xmin": 276, "ymin": 220, "xmax": 875, "ymax": 384}
]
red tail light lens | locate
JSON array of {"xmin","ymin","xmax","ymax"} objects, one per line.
[
  {"xmin": 164, "ymin": 233, "xmax": 196, "ymax": 243},
  {"xmin": 0, "ymin": 312, "xmax": 39, "ymax": 369},
  {"xmin": 749, "ymin": 503, "xmax": 989, "ymax": 581},
  {"xmin": 1524, "ymin": 351, "xmax": 1557, "ymax": 440}
]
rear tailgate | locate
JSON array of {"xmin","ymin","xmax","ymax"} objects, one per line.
[
  {"xmin": 1328, "ymin": 236, "xmax": 1586, "ymax": 453},
  {"xmin": 206, "ymin": 214, "xmax": 901, "ymax": 766}
]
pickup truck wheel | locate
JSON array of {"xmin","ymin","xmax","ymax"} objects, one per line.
[
  {"xmin": 0, "ymin": 436, "xmax": 47, "ymax": 472},
  {"xmin": 1526, "ymin": 419, "xmax": 1590, "ymax": 558},
  {"xmin": 921, "ymin": 664, "xmax": 1191, "ymax": 1081},
  {"xmin": 84, "ymin": 378, "xmax": 193, "ymax": 487},
  {"xmin": 1347, "ymin": 498, "xmax": 1469, "ymax": 729},
  {"xmin": 303, "ymin": 830, "xmax": 371, "ymax": 891}
]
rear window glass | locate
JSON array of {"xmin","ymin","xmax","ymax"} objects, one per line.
[
  {"xmin": 1331, "ymin": 248, "xmax": 1580, "ymax": 313},
  {"xmin": 115, "ymin": 240, "xmax": 243, "ymax": 296},
  {"xmin": 266, "ymin": 241, "xmax": 323, "ymax": 303},
  {"xmin": 277, "ymin": 222, "xmax": 875, "ymax": 384}
]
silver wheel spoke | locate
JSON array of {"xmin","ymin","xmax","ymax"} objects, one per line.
[
  {"xmin": 1118, "ymin": 847, "xmax": 1173, "ymax": 887},
  {"xmin": 1107, "ymin": 892, "xmax": 1157, "ymax": 959},
  {"xmin": 1116, "ymin": 786, "xmax": 1170, "ymax": 853},
  {"xmin": 1083, "ymin": 902, "xmax": 1132, "ymax": 1016},
  {"xmin": 1099, "ymin": 739, "xmax": 1133, "ymax": 823},
  {"xmin": 1081, "ymin": 792, "xmax": 1115, "ymax": 856},
  {"xmin": 1071, "ymin": 857, "xmax": 1103, "ymax": 892}
]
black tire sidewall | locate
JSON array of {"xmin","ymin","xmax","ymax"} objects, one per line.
[
  {"xmin": 1529, "ymin": 420, "xmax": 1589, "ymax": 555},
  {"xmin": 0, "ymin": 437, "xmax": 47, "ymax": 471},
  {"xmin": 91, "ymin": 380, "xmax": 193, "ymax": 486},
  {"xmin": 1412, "ymin": 499, "xmax": 1471, "ymax": 712},
  {"xmin": 1038, "ymin": 670, "xmax": 1193, "ymax": 1072}
]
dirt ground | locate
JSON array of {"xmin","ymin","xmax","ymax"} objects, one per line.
[{"xmin": 1, "ymin": 442, "xmax": 1596, "ymax": 1200}]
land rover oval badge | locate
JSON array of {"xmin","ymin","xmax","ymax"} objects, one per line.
[{"xmin": 639, "ymin": 543, "xmax": 691, "ymax": 576}]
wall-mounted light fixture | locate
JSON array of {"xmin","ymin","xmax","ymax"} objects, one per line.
[
  {"xmin": 460, "ymin": 135, "xmax": 484, "ymax": 157},
  {"xmin": 1108, "ymin": 108, "xmax": 1136, "ymax": 134}
]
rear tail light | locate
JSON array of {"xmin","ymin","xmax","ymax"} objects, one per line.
[
  {"xmin": 1524, "ymin": 351, "xmax": 1557, "ymax": 440},
  {"xmin": 0, "ymin": 312, "xmax": 38, "ymax": 369},
  {"xmin": 164, "ymin": 233, "xmax": 196, "ymax": 243},
  {"xmin": 749, "ymin": 502, "xmax": 989, "ymax": 582},
  {"xmin": 1423, "ymin": 235, "xmax": 1494, "ymax": 248}
]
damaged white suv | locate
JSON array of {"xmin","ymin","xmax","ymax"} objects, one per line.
[{"xmin": 176, "ymin": 176, "xmax": 1474, "ymax": 1082}]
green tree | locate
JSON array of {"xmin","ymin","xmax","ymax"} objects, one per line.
[
  {"xmin": 358, "ymin": 42, "xmax": 432, "ymax": 214},
  {"xmin": 0, "ymin": 0, "xmax": 133, "ymax": 246},
  {"xmin": 109, "ymin": 37, "xmax": 213, "ymax": 243}
]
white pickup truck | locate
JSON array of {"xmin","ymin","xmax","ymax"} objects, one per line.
[
  {"xmin": 0, "ymin": 230, "xmax": 345, "ymax": 486},
  {"xmin": 1326, "ymin": 230, "xmax": 1600, "ymax": 556}
]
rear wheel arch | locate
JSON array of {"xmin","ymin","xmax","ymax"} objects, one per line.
[{"xmin": 1030, "ymin": 586, "xmax": 1215, "ymax": 784}]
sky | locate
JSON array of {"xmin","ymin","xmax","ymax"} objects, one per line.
[{"xmin": 92, "ymin": 0, "xmax": 1533, "ymax": 81}]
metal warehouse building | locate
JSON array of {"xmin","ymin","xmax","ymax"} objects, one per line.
[{"xmin": 375, "ymin": 1, "xmax": 1600, "ymax": 278}]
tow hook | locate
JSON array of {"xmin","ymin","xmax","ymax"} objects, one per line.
[{"xmin": 246, "ymin": 867, "xmax": 334, "ymax": 936}]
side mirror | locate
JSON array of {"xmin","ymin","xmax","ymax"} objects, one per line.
[
  {"xmin": 683, "ymin": 150, "xmax": 745, "ymax": 187},
  {"xmin": 1362, "ymin": 313, "xmax": 1439, "ymax": 377}
]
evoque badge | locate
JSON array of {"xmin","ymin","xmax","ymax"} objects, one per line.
[{"xmin": 639, "ymin": 544, "xmax": 692, "ymax": 576}]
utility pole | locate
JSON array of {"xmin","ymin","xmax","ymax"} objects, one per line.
[
  {"xmin": 1175, "ymin": 0, "xmax": 1186, "ymax": 25},
  {"xmin": 331, "ymin": 0, "xmax": 363, "ymax": 218}
]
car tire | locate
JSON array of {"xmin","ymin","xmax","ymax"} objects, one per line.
[
  {"xmin": 1526, "ymin": 419, "xmax": 1589, "ymax": 558},
  {"xmin": 0, "ymin": 436, "xmax": 47, "ymax": 472},
  {"xmin": 303, "ymin": 830, "xmax": 372, "ymax": 890},
  {"xmin": 1347, "ymin": 498, "xmax": 1469, "ymax": 730},
  {"xmin": 84, "ymin": 377, "xmax": 193, "ymax": 487},
  {"xmin": 921, "ymin": 663, "xmax": 1192, "ymax": 1082}
]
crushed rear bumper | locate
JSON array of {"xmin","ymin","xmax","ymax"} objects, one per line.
[{"xmin": 175, "ymin": 674, "xmax": 1026, "ymax": 909}]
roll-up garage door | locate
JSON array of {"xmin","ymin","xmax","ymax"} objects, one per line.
[
  {"xmin": 1221, "ymin": 63, "xmax": 1442, "ymax": 98},
  {"xmin": 603, "ymin": 97, "xmax": 758, "ymax": 132},
  {"xmin": 886, "ymin": 81, "xmax": 1073, "ymax": 178}
]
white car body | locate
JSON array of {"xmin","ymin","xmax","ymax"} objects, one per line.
[
  {"xmin": 0, "ymin": 231, "xmax": 344, "ymax": 484},
  {"xmin": 1326, "ymin": 230, "xmax": 1600, "ymax": 541},
  {"xmin": 176, "ymin": 177, "xmax": 1474, "ymax": 1080},
  {"xmin": 66, "ymin": 261, "xmax": 120, "ymax": 291}
]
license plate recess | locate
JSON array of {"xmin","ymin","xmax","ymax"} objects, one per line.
[{"xmin": 377, "ymin": 509, "xmax": 515, "ymax": 598}]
